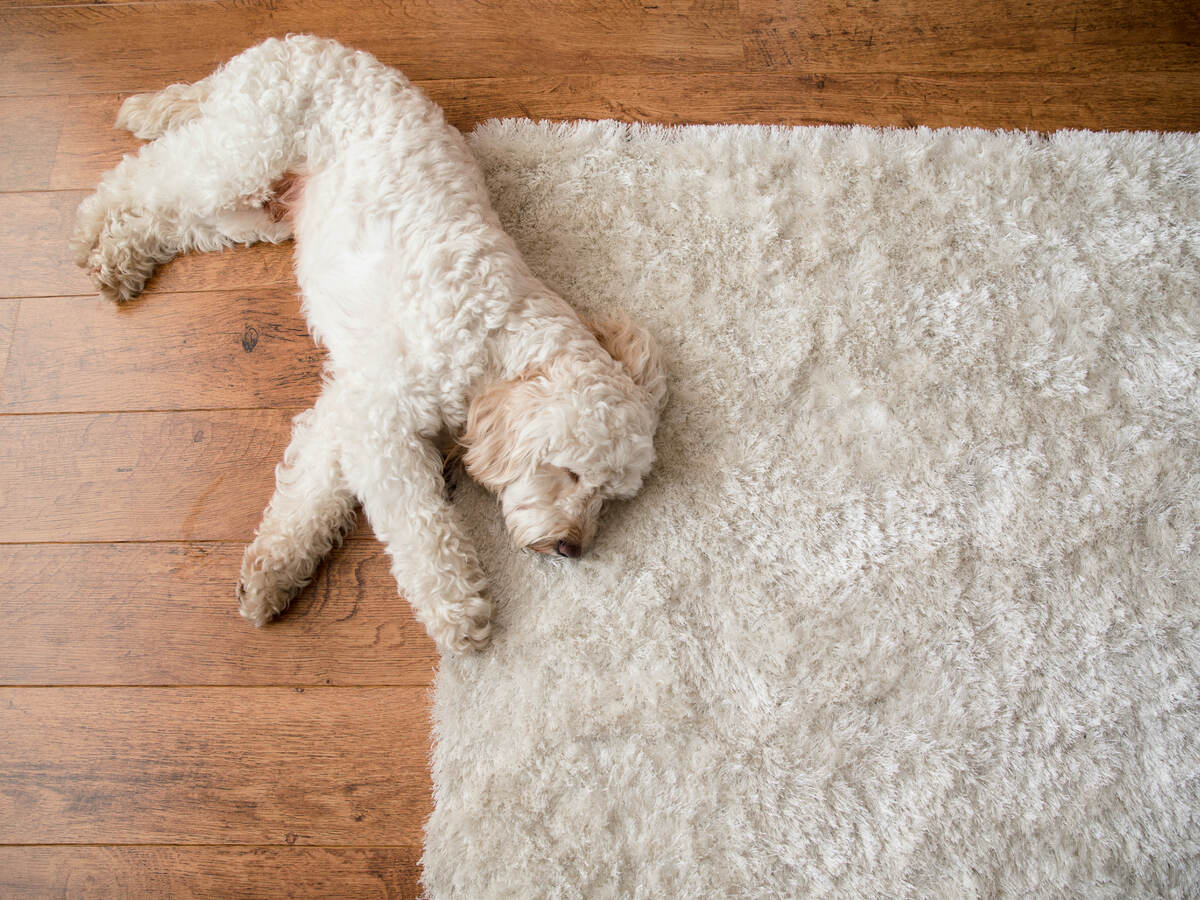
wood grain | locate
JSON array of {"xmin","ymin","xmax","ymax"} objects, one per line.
[
  {"xmin": 0, "ymin": 93, "xmax": 136, "ymax": 192},
  {"xmin": 0, "ymin": 542, "xmax": 438, "ymax": 686},
  {"xmin": 2, "ymin": 290, "xmax": 323, "ymax": 412},
  {"xmin": 0, "ymin": 0, "xmax": 743, "ymax": 97},
  {"xmin": 432, "ymin": 71, "xmax": 1200, "ymax": 134},
  {"xmin": 0, "ymin": 299, "xmax": 17, "ymax": 383},
  {"xmin": 0, "ymin": 192, "xmax": 90, "ymax": 298},
  {"xmin": 0, "ymin": 410, "xmax": 295, "ymax": 542},
  {"xmin": 0, "ymin": 0, "xmax": 1194, "ymax": 100},
  {"xmin": 0, "ymin": 847, "xmax": 421, "ymax": 900},
  {"xmin": 0, "ymin": 687, "xmax": 431, "ymax": 844},
  {"xmin": 741, "ymin": 0, "xmax": 1200, "ymax": 74},
  {"xmin": 0, "ymin": 191, "xmax": 295, "ymax": 300}
]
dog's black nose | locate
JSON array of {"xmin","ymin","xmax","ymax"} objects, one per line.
[{"xmin": 556, "ymin": 540, "xmax": 581, "ymax": 559}]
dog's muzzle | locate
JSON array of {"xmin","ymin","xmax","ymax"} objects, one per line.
[{"xmin": 529, "ymin": 538, "xmax": 582, "ymax": 559}]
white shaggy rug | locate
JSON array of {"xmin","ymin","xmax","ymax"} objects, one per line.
[{"xmin": 423, "ymin": 122, "xmax": 1200, "ymax": 897}]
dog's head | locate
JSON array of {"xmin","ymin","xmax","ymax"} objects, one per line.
[{"xmin": 462, "ymin": 315, "xmax": 667, "ymax": 558}]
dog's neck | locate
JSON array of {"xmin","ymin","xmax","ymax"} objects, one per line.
[{"xmin": 489, "ymin": 290, "xmax": 606, "ymax": 381}]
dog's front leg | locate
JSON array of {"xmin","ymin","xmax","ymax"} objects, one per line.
[
  {"xmin": 238, "ymin": 382, "xmax": 360, "ymax": 626},
  {"xmin": 341, "ymin": 429, "xmax": 493, "ymax": 654}
]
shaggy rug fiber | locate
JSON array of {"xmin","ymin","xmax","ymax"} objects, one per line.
[{"xmin": 422, "ymin": 122, "xmax": 1200, "ymax": 897}]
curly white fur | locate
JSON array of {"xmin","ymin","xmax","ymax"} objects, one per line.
[{"xmin": 72, "ymin": 36, "xmax": 667, "ymax": 654}]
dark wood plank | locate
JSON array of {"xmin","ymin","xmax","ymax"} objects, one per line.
[
  {"xmin": 0, "ymin": 687, "xmax": 432, "ymax": 844},
  {"xmin": 5, "ymin": 0, "xmax": 1189, "ymax": 98},
  {"xmin": 0, "ymin": 543, "xmax": 438, "ymax": 686},
  {"xmin": 0, "ymin": 0, "xmax": 743, "ymax": 97},
  {"xmin": 0, "ymin": 846, "xmax": 421, "ymax": 900},
  {"xmin": 433, "ymin": 71, "xmax": 1200, "ymax": 134},
  {"xmin": 0, "ymin": 191, "xmax": 295, "ymax": 300},
  {"xmin": 0, "ymin": 410, "xmax": 295, "ymax": 542},
  {"xmin": 741, "ymin": 0, "xmax": 1200, "ymax": 74},
  {"xmin": 2, "ymin": 290, "xmax": 323, "ymax": 412}
]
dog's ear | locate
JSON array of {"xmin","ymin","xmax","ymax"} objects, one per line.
[
  {"xmin": 587, "ymin": 314, "xmax": 668, "ymax": 411},
  {"xmin": 462, "ymin": 375, "xmax": 540, "ymax": 488}
]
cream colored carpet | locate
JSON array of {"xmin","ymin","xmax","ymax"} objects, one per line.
[{"xmin": 423, "ymin": 122, "xmax": 1200, "ymax": 897}]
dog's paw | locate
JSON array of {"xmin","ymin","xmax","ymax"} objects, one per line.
[
  {"xmin": 85, "ymin": 252, "xmax": 149, "ymax": 304},
  {"xmin": 427, "ymin": 594, "xmax": 494, "ymax": 655},
  {"xmin": 72, "ymin": 202, "xmax": 156, "ymax": 303},
  {"xmin": 236, "ymin": 563, "xmax": 297, "ymax": 626}
]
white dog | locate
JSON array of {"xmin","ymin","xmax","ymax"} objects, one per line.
[{"xmin": 72, "ymin": 35, "xmax": 667, "ymax": 654}]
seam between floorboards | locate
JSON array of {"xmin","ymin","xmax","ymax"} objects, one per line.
[
  {"xmin": 0, "ymin": 843, "xmax": 422, "ymax": 849},
  {"xmin": 2, "ymin": 0, "xmax": 243, "ymax": 8},
  {"xmin": 0, "ymin": 408, "xmax": 310, "ymax": 416},
  {"xmin": 0, "ymin": 288, "xmax": 293, "ymax": 301},
  {"xmin": 0, "ymin": 69, "xmax": 1196, "ymax": 97},
  {"xmin": 0, "ymin": 684, "xmax": 429, "ymax": 689},
  {"xmin": 2, "ymin": 0, "xmax": 221, "ymax": 7},
  {"xmin": 2, "ymin": 80, "xmax": 1198, "ymax": 114},
  {"xmin": 0, "ymin": 539, "xmax": 374, "ymax": 544}
]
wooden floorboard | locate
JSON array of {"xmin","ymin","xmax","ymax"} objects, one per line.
[
  {"xmin": 0, "ymin": 0, "xmax": 1194, "ymax": 99},
  {"xmin": 2, "ymin": 291, "xmax": 323, "ymax": 412},
  {"xmin": 0, "ymin": 542, "xmax": 438, "ymax": 686},
  {"xmin": 427, "ymin": 71, "xmax": 1200, "ymax": 134},
  {"xmin": 0, "ymin": 687, "xmax": 431, "ymax": 844},
  {"xmin": 0, "ymin": 847, "xmax": 421, "ymax": 900},
  {"xmin": 0, "ymin": 410, "xmax": 295, "ymax": 541},
  {"xmin": 0, "ymin": 0, "xmax": 744, "ymax": 96},
  {"xmin": 0, "ymin": 192, "xmax": 93, "ymax": 298},
  {"xmin": 2, "ymin": 0, "xmax": 1197, "ymax": 895},
  {"xmin": 741, "ymin": 0, "xmax": 1200, "ymax": 74},
  {"xmin": 0, "ymin": 299, "xmax": 17, "ymax": 383},
  {"xmin": 0, "ymin": 92, "xmax": 138, "ymax": 193}
]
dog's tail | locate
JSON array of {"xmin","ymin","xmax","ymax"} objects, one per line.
[{"xmin": 116, "ymin": 78, "xmax": 212, "ymax": 141}]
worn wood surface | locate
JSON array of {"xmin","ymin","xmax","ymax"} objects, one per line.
[
  {"xmin": 740, "ymin": 0, "xmax": 1200, "ymax": 73},
  {"xmin": 2, "ymin": 0, "xmax": 1197, "ymax": 895},
  {"xmin": 0, "ymin": 847, "xmax": 421, "ymax": 900},
  {"xmin": 0, "ymin": 410, "xmax": 296, "ymax": 542},
  {"xmin": 1, "ymin": 290, "xmax": 323, "ymax": 412},
  {"xmin": 0, "ymin": 0, "xmax": 744, "ymax": 95},
  {"xmin": 0, "ymin": 542, "xmax": 438, "ymax": 686},
  {"xmin": 0, "ymin": 300, "xmax": 17, "ymax": 382},
  {"xmin": 0, "ymin": 687, "xmax": 431, "ymax": 844}
]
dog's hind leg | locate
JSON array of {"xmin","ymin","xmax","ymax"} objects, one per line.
[
  {"xmin": 237, "ymin": 383, "xmax": 360, "ymax": 626},
  {"xmin": 74, "ymin": 200, "xmax": 292, "ymax": 303},
  {"xmin": 73, "ymin": 93, "xmax": 300, "ymax": 302}
]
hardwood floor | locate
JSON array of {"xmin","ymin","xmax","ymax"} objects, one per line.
[{"xmin": 1, "ymin": 2, "xmax": 1197, "ymax": 896}]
